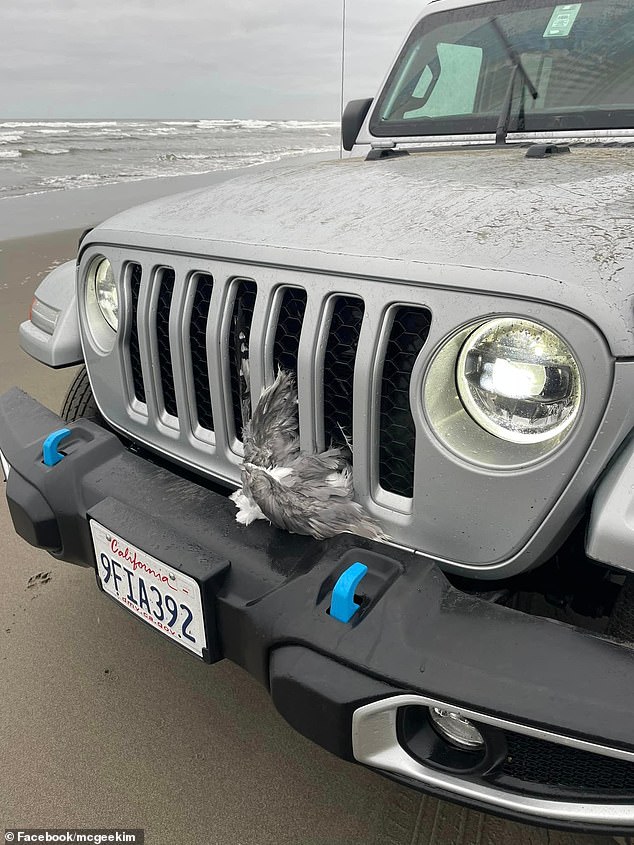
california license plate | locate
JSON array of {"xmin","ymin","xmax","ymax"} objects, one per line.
[{"xmin": 90, "ymin": 520, "xmax": 207, "ymax": 658}]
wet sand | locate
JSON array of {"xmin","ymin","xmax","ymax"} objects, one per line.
[{"xmin": 0, "ymin": 183, "xmax": 618, "ymax": 845}]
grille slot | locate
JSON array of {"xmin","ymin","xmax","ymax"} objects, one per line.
[
  {"xmin": 322, "ymin": 296, "xmax": 365, "ymax": 452},
  {"xmin": 156, "ymin": 268, "xmax": 178, "ymax": 418},
  {"xmin": 128, "ymin": 263, "xmax": 146, "ymax": 404},
  {"xmin": 228, "ymin": 280, "xmax": 257, "ymax": 440},
  {"xmin": 189, "ymin": 273, "xmax": 214, "ymax": 431},
  {"xmin": 499, "ymin": 732, "xmax": 634, "ymax": 794},
  {"xmin": 273, "ymin": 287, "xmax": 307, "ymax": 377},
  {"xmin": 379, "ymin": 307, "xmax": 431, "ymax": 498}
]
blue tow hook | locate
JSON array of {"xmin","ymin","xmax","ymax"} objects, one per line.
[
  {"xmin": 42, "ymin": 428, "xmax": 72, "ymax": 467},
  {"xmin": 330, "ymin": 562, "xmax": 368, "ymax": 623}
]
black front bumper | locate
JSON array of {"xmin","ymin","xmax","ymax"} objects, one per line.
[{"xmin": 2, "ymin": 387, "xmax": 634, "ymax": 833}]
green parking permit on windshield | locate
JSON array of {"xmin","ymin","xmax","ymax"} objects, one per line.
[{"xmin": 544, "ymin": 4, "xmax": 582, "ymax": 38}]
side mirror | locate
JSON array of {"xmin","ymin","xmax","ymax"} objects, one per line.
[{"xmin": 341, "ymin": 98, "xmax": 373, "ymax": 151}]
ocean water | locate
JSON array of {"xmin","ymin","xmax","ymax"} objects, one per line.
[{"xmin": 0, "ymin": 119, "xmax": 340, "ymax": 199}]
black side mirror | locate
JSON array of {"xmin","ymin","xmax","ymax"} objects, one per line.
[{"xmin": 341, "ymin": 98, "xmax": 373, "ymax": 151}]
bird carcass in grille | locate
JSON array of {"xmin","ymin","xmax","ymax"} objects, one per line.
[{"xmin": 230, "ymin": 370, "xmax": 385, "ymax": 541}]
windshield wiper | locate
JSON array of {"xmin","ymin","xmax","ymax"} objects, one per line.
[{"xmin": 490, "ymin": 16, "xmax": 539, "ymax": 144}]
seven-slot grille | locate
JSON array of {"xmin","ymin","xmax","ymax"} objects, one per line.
[{"xmin": 123, "ymin": 259, "xmax": 431, "ymax": 500}]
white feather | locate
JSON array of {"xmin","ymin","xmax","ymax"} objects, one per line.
[
  {"xmin": 326, "ymin": 470, "xmax": 349, "ymax": 489},
  {"xmin": 267, "ymin": 465, "xmax": 293, "ymax": 481},
  {"xmin": 230, "ymin": 489, "xmax": 267, "ymax": 525}
]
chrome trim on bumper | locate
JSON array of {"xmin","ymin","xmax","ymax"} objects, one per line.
[
  {"xmin": 0, "ymin": 447, "xmax": 10, "ymax": 481},
  {"xmin": 352, "ymin": 694, "xmax": 634, "ymax": 826}
]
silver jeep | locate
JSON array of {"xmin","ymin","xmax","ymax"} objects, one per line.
[{"xmin": 2, "ymin": 0, "xmax": 634, "ymax": 833}]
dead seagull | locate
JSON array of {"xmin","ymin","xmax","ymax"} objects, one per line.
[{"xmin": 230, "ymin": 370, "xmax": 386, "ymax": 541}]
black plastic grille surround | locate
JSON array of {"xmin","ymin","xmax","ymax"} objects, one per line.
[
  {"xmin": 228, "ymin": 280, "xmax": 257, "ymax": 440},
  {"xmin": 379, "ymin": 307, "xmax": 431, "ymax": 497},
  {"xmin": 155, "ymin": 269, "xmax": 178, "ymax": 417},
  {"xmin": 499, "ymin": 732, "xmax": 634, "ymax": 794},
  {"xmin": 189, "ymin": 274, "xmax": 214, "ymax": 431},
  {"xmin": 128, "ymin": 263, "xmax": 146, "ymax": 404},
  {"xmin": 322, "ymin": 296, "xmax": 365, "ymax": 453},
  {"xmin": 273, "ymin": 288, "xmax": 307, "ymax": 377}
]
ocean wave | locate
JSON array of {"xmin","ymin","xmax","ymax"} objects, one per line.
[
  {"xmin": 158, "ymin": 149, "xmax": 288, "ymax": 162},
  {"xmin": 196, "ymin": 119, "xmax": 273, "ymax": 130},
  {"xmin": 158, "ymin": 144, "xmax": 337, "ymax": 164},
  {"xmin": 39, "ymin": 173, "xmax": 120, "ymax": 190},
  {"xmin": 281, "ymin": 120, "xmax": 340, "ymax": 130},
  {"xmin": 189, "ymin": 120, "xmax": 340, "ymax": 137},
  {"xmin": 44, "ymin": 172, "xmax": 106, "ymax": 183},
  {"xmin": 0, "ymin": 120, "xmax": 120, "ymax": 129},
  {"xmin": 0, "ymin": 119, "xmax": 339, "ymax": 198},
  {"xmin": 285, "ymin": 145, "xmax": 339, "ymax": 155},
  {"xmin": 93, "ymin": 128, "xmax": 135, "ymax": 135},
  {"xmin": 159, "ymin": 152, "xmax": 213, "ymax": 161},
  {"xmin": 20, "ymin": 147, "xmax": 71, "ymax": 156},
  {"xmin": 94, "ymin": 127, "xmax": 180, "ymax": 137},
  {"xmin": 15, "ymin": 145, "xmax": 117, "ymax": 158}
]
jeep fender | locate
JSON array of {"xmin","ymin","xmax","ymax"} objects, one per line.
[
  {"xmin": 19, "ymin": 260, "xmax": 83, "ymax": 368},
  {"xmin": 587, "ymin": 436, "xmax": 634, "ymax": 572}
]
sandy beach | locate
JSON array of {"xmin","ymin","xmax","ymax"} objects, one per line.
[{"xmin": 0, "ymin": 172, "xmax": 615, "ymax": 845}]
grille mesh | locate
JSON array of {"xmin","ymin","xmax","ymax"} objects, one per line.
[
  {"xmin": 228, "ymin": 280, "xmax": 257, "ymax": 440},
  {"xmin": 189, "ymin": 274, "xmax": 214, "ymax": 431},
  {"xmin": 323, "ymin": 296, "xmax": 364, "ymax": 452},
  {"xmin": 128, "ymin": 263, "xmax": 145, "ymax": 404},
  {"xmin": 156, "ymin": 269, "xmax": 178, "ymax": 417},
  {"xmin": 273, "ymin": 288, "xmax": 307, "ymax": 377},
  {"xmin": 500, "ymin": 732, "xmax": 634, "ymax": 793},
  {"xmin": 379, "ymin": 307, "xmax": 431, "ymax": 497}
]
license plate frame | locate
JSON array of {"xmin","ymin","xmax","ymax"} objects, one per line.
[{"xmin": 90, "ymin": 519, "xmax": 208, "ymax": 659}]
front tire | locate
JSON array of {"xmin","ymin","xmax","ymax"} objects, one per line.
[{"xmin": 61, "ymin": 366, "xmax": 101, "ymax": 423}]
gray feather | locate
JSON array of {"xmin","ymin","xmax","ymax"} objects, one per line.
[
  {"xmin": 242, "ymin": 465, "xmax": 385, "ymax": 541},
  {"xmin": 242, "ymin": 369, "xmax": 299, "ymax": 468}
]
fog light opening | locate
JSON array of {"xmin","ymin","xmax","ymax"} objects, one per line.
[{"xmin": 429, "ymin": 707, "xmax": 485, "ymax": 751}]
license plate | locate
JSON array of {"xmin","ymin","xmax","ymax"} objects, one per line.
[{"xmin": 90, "ymin": 520, "xmax": 207, "ymax": 658}]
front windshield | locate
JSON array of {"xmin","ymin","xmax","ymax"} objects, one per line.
[{"xmin": 371, "ymin": 0, "xmax": 634, "ymax": 138}]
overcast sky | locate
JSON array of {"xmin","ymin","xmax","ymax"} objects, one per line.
[{"xmin": 1, "ymin": 0, "xmax": 428, "ymax": 119}]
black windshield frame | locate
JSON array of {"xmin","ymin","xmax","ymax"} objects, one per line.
[{"xmin": 370, "ymin": 0, "xmax": 634, "ymax": 139}]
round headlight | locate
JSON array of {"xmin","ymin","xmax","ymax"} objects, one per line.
[
  {"xmin": 93, "ymin": 258, "xmax": 118, "ymax": 331},
  {"xmin": 456, "ymin": 318, "xmax": 582, "ymax": 444}
]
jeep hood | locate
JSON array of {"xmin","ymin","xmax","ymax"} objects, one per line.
[{"xmin": 94, "ymin": 147, "xmax": 634, "ymax": 356}]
